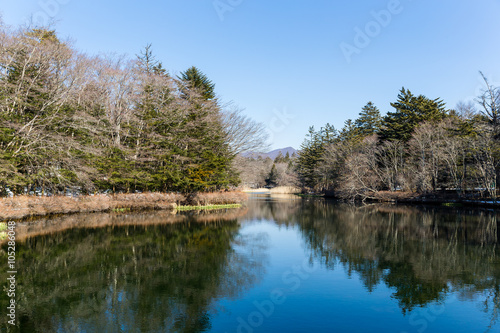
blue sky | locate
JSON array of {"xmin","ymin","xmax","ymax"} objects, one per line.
[{"xmin": 1, "ymin": 0, "xmax": 499, "ymax": 150}]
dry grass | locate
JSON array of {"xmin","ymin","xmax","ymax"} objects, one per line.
[
  {"xmin": 0, "ymin": 191, "xmax": 248, "ymax": 221},
  {"xmin": 8, "ymin": 206, "xmax": 250, "ymax": 243},
  {"xmin": 242, "ymin": 187, "xmax": 301, "ymax": 194},
  {"xmin": 184, "ymin": 191, "xmax": 248, "ymax": 206},
  {"xmin": 269, "ymin": 186, "xmax": 301, "ymax": 194}
]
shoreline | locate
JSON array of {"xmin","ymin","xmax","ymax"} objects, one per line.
[
  {"xmin": 0, "ymin": 191, "xmax": 247, "ymax": 222},
  {"xmin": 0, "ymin": 206, "xmax": 250, "ymax": 243},
  {"xmin": 322, "ymin": 190, "xmax": 500, "ymax": 209}
]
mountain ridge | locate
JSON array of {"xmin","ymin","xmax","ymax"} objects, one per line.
[{"xmin": 241, "ymin": 147, "xmax": 297, "ymax": 160}]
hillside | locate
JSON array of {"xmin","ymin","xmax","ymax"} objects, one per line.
[{"xmin": 241, "ymin": 147, "xmax": 297, "ymax": 160}]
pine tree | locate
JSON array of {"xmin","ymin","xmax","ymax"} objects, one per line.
[
  {"xmin": 339, "ymin": 119, "xmax": 360, "ymax": 142},
  {"xmin": 355, "ymin": 102, "xmax": 382, "ymax": 137},
  {"xmin": 296, "ymin": 124, "xmax": 337, "ymax": 188},
  {"xmin": 265, "ymin": 163, "xmax": 279, "ymax": 187},
  {"xmin": 178, "ymin": 66, "xmax": 216, "ymax": 100},
  {"xmin": 379, "ymin": 88, "xmax": 448, "ymax": 142},
  {"xmin": 274, "ymin": 152, "xmax": 284, "ymax": 163}
]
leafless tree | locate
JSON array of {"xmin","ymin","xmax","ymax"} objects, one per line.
[
  {"xmin": 377, "ymin": 139, "xmax": 406, "ymax": 191},
  {"xmin": 221, "ymin": 103, "xmax": 269, "ymax": 155},
  {"xmin": 337, "ymin": 135, "xmax": 383, "ymax": 200},
  {"xmin": 470, "ymin": 122, "xmax": 497, "ymax": 198},
  {"xmin": 408, "ymin": 122, "xmax": 446, "ymax": 192},
  {"xmin": 477, "ymin": 72, "xmax": 500, "ymax": 131}
]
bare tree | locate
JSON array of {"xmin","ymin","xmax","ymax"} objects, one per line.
[
  {"xmin": 95, "ymin": 55, "xmax": 137, "ymax": 146},
  {"xmin": 409, "ymin": 122, "xmax": 446, "ymax": 192},
  {"xmin": 221, "ymin": 104, "xmax": 269, "ymax": 156},
  {"xmin": 477, "ymin": 72, "xmax": 500, "ymax": 131},
  {"xmin": 337, "ymin": 135, "xmax": 383, "ymax": 200},
  {"xmin": 470, "ymin": 122, "xmax": 497, "ymax": 199},
  {"xmin": 377, "ymin": 140, "xmax": 406, "ymax": 191}
]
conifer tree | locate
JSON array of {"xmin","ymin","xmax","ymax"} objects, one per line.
[
  {"xmin": 355, "ymin": 102, "xmax": 382, "ymax": 137},
  {"xmin": 379, "ymin": 88, "xmax": 447, "ymax": 142},
  {"xmin": 265, "ymin": 163, "xmax": 278, "ymax": 187},
  {"xmin": 178, "ymin": 66, "xmax": 216, "ymax": 100},
  {"xmin": 274, "ymin": 152, "xmax": 284, "ymax": 163},
  {"xmin": 296, "ymin": 124, "xmax": 337, "ymax": 188}
]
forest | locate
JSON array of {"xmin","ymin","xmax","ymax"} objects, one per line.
[
  {"xmin": 2, "ymin": 23, "xmax": 500, "ymax": 201},
  {"xmin": 294, "ymin": 81, "xmax": 500, "ymax": 201},
  {"xmin": 0, "ymin": 24, "xmax": 267, "ymax": 196}
]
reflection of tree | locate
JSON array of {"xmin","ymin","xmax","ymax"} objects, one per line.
[
  {"xmin": 246, "ymin": 197, "xmax": 500, "ymax": 321},
  {"xmin": 380, "ymin": 260, "xmax": 446, "ymax": 314},
  {"xmin": 295, "ymin": 201, "xmax": 500, "ymax": 318},
  {"xmin": 0, "ymin": 213, "xmax": 266, "ymax": 333}
]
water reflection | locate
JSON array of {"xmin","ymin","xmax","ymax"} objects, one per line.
[
  {"xmin": 246, "ymin": 197, "xmax": 500, "ymax": 327},
  {"xmin": 0, "ymin": 211, "xmax": 266, "ymax": 333},
  {"xmin": 1, "ymin": 198, "xmax": 500, "ymax": 332}
]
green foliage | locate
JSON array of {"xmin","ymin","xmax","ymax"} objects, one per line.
[
  {"xmin": 0, "ymin": 28, "xmax": 239, "ymax": 195},
  {"xmin": 380, "ymin": 87, "xmax": 448, "ymax": 142},
  {"xmin": 265, "ymin": 163, "xmax": 279, "ymax": 187},
  {"xmin": 355, "ymin": 102, "xmax": 382, "ymax": 137},
  {"xmin": 178, "ymin": 66, "xmax": 216, "ymax": 100},
  {"xmin": 296, "ymin": 124, "xmax": 338, "ymax": 189}
]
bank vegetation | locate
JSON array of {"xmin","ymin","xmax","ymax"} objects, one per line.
[
  {"xmin": 295, "ymin": 83, "xmax": 500, "ymax": 203},
  {"xmin": 0, "ymin": 23, "xmax": 267, "ymax": 197}
]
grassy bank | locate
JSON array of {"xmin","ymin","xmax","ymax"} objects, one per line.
[
  {"xmin": 176, "ymin": 204, "xmax": 242, "ymax": 211},
  {"xmin": 329, "ymin": 190, "xmax": 500, "ymax": 208},
  {"xmin": 241, "ymin": 186, "xmax": 301, "ymax": 194},
  {"xmin": 0, "ymin": 192, "xmax": 247, "ymax": 221}
]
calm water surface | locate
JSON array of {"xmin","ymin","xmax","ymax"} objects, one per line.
[{"xmin": 1, "ymin": 196, "xmax": 500, "ymax": 332}]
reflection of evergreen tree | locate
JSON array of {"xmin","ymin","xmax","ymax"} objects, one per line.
[
  {"xmin": 380, "ymin": 260, "xmax": 447, "ymax": 314},
  {"xmin": 0, "ymin": 216, "xmax": 265, "ymax": 332},
  {"xmin": 247, "ymin": 198, "xmax": 500, "ymax": 315}
]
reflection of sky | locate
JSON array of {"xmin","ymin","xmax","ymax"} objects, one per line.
[{"xmin": 209, "ymin": 219, "xmax": 497, "ymax": 333}]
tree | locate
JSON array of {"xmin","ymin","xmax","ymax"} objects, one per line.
[
  {"xmin": 355, "ymin": 102, "xmax": 382, "ymax": 137},
  {"xmin": 220, "ymin": 104, "xmax": 269, "ymax": 156},
  {"xmin": 476, "ymin": 72, "xmax": 500, "ymax": 133},
  {"xmin": 178, "ymin": 66, "xmax": 215, "ymax": 100},
  {"xmin": 339, "ymin": 119, "xmax": 361, "ymax": 143},
  {"xmin": 265, "ymin": 163, "xmax": 278, "ymax": 187},
  {"xmin": 0, "ymin": 25, "xmax": 256, "ymax": 194},
  {"xmin": 408, "ymin": 122, "xmax": 446, "ymax": 192},
  {"xmin": 274, "ymin": 152, "xmax": 284, "ymax": 163},
  {"xmin": 336, "ymin": 135, "xmax": 382, "ymax": 200},
  {"xmin": 469, "ymin": 122, "xmax": 498, "ymax": 199},
  {"xmin": 379, "ymin": 88, "xmax": 448, "ymax": 142},
  {"xmin": 296, "ymin": 124, "xmax": 337, "ymax": 189},
  {"xmin": 377, "ymin": 140, "xmax": 406, "ymax": 191}
]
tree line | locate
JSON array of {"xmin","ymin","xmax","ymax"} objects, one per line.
[
  {"xmin": 0, "ymin": 24, "xmax": 267, "ymax": 195},
  {"xmin": 234, "ymin": 151, "xmax": 298, "ymax": 189},
  {"xmin": 296, "ymin": 78, "xmax": 500, "ymax": 200}
]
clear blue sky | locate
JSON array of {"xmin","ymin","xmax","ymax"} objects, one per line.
[{"xmin": 1, "ymin": 0, "xmax": 500, "ymax": 150}]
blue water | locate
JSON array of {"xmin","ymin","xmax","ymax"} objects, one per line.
[
  {"xmin": 1, "ymin": 196, "xmax": 499, "ymax": 332},
  {"xmin": 210, "ymin": 221, "xmax": 489, "ymax": 333}
]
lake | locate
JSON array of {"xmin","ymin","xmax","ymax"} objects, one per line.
[{"xmin": 1, "ymin": 195, "xmax": 500, "ymax": 332}]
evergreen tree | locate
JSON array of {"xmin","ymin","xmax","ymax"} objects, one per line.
[
  {"xmin": 274, "ymin": 152, "xmax": 284, "ymax": 163},
  {"xmin": 339, "ymin": 119, "xmax": 360, "ymax": 142},
  {"xmin": 355, "ymin": 102, "xmax": 382, "ymax": 137},
  {"xmin": 178, "ymin": 66, "xmax": 216, "ymax": 100},
  {"xmin": 296, "ymin": 124, "xmax": 337, "ymax": 188},
  {"xmin": 379, "ymin": 88, "xmax": 448, "ymax": 142},
  {"xmin": 265, "ymin": 163, "xmax": 279, "ymax": 187}
]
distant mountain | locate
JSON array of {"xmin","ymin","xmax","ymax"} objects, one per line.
[{"xmin": 241, "ymin": 147, "xmax": 297, "ymax": 160}]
